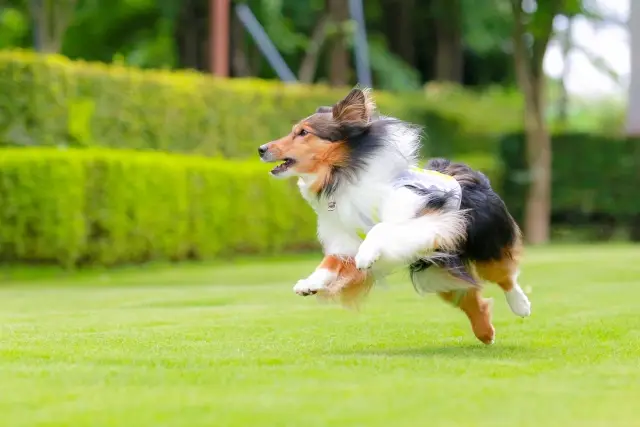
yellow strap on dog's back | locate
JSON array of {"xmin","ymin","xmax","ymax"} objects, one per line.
[{"xmin": 409, "ymin": 166, "xmax": 455, "ymax": 181}]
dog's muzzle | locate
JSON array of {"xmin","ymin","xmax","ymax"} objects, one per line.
[{"xmin": 258, "ymin": 144, "xmax": 274, "ymax": 162}]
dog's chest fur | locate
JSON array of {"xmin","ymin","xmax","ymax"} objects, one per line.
[{"xmin": 297, "ymin": 176, "xmax": 392, "ymax": 244}]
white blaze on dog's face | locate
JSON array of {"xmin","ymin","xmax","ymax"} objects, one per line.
[{"xmin": 257, "ymin": 88, "xmax": 375, "ymax": 192}]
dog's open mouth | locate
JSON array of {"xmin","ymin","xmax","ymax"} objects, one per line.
[{"xmin": 271, "ymin": 158, "xmax": 296, "ymax": 175}]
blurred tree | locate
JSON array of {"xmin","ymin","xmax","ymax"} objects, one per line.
[
  {"xmin": 627, "ymin": 0, "xmax": 640, "ymax": 136},
  {"xmin": 556, "ymin": 17, "xmax": 573, "ymax": 128},
  {"xmin": 325, "ymin": 0, "xmax": 350, "ymax": 86},
  {"xmin": 432, "ymin": 0, "xmax": 463, "ymax": 82},
  {"xmin": 0, "ymin": 1, "xmax": 29, "ymax": 48},
  {"xmin": 174, "ymin": 0, "xmax": 208, "ymax": 71},
  {"xmin": 30, "ymin": 0, "xmax": 77, "ymax": 53},
  {"xmin": 509, "ymin": 0, "xmax": 584, "ymax": 244},
  {"xmin": 64, "ymin": 0, "xmax": 178, "ymax": 68},
  {"xmin": 380, "ymin": 0, "xmax": 415, "ymax": 66},
  {"xmin": 553, "ymin": 3, "xmax": 624, "ymax": 129},
  {"xmin": 297, "ymin": 13, "xmax": 329, "ymax": 83},
  {"xmin": 0, "ymin": 0, "xmax": 522, "ymax": 90}
]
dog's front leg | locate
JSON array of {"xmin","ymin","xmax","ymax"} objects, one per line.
[{"xmin": 293, "ymin": 255, "xmax": 351, "ymax": 296}]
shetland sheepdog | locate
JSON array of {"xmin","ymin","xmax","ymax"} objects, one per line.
[{"xmin": 258, "ymin": 88, "xmax": 531, "ymax": 344}]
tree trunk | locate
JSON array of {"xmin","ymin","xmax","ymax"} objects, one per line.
[
  {"xmin": 432, "ymin": 0, "xmax": 463, "ymax": 82},
  {"xmin": 511, "ymin": 0, "xmax": 553, "ymax": 244},
  {"xmin": 557, "ymin": 18, "xmax": 573, "ymax": 129},
  {"xmin": 628, "ymin": 1, "xmax": 640, "ymax": 241},
  {"xmin": 230, "ymin": 8, "xmax": 251, "ymax": 77},
  {"xmin": 523, "ymin": 80, "xmax": 552, "ymax": 244},
  {"xmin": 627, "ymin": 0, "xmax": 640, "ymax": 135},
  {"xmin": 326, "ymin": 0, "xmax": 350, "ymax": 87},
  {"xmin": 175, "ymin": 0, "xmax": 207, "ymax": 71},
  {"xmin": 31, "ymin": 0, "xmax": 76, "ymax": 53},
  {"xmin": 298, "ymin": 15, "xmax": 330, "ymax": 83},
  {"xmin": 381, "ymin": 0, "xmax": 415, "ymax": 65}
]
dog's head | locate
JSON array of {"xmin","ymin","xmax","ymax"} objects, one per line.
[{"xmin": 258, "ymin": 88, "xmax": 376, "ymax": 188}]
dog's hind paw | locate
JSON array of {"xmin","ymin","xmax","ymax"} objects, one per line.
[{"xmin": 505, "ymin": 286, "xmax": 531, "ymax": 317}]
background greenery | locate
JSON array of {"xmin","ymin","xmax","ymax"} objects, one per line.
[
  {"xmin": 0, "ymin": 48, "xmax": 637, "ymax": 267},
  {"xmin": 0, "ymin": 0, "xmax": 635, "ymax": 267},
  {"xmin": 0, "ymin": 3, "xmax": 638, "ymax": 426}
]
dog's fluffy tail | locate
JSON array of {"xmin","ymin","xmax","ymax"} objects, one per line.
[{"xmin": 376, "ymin": 209, "xmax": 468, "ymax": 266}]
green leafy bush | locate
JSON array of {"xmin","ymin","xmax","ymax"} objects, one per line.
[
  {"xmin": 0, "ymin": 147, "xmax": 317, "ymax": 267},
  {"xmin": 499, "ymin": 132, "xmax": 640, "ymax": 239},
  {"xmin": 0, "ymin": 50, "xmax": 519, "ymax": 158}
]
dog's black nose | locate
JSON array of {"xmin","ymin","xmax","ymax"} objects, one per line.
[{"xmin": 258, "ymin": 145, "xmax": 268, "ymax": 157}]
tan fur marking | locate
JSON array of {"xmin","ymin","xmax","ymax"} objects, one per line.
[
  {"xmin": 438, "ymin": 289, "xmax": 495, "ymax": 344},
  {"xmin": 316, "ymin": 255, "xmax": 373, "ymax": 308},
  {"xmin": 475, "ymin": 241, "xmax": 523, "ymax": 292},
  {"xmin": 264, "ymin": 126, "xmax": 349, "ymax": 193}
]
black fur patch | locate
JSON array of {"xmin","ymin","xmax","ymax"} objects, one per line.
[
  {"xmin": 402, "ymin": 186, "xmax": 458, "ymax": 211},
  {"xmin": 409, "ymin": 255, "xmax": 478, "ymax": 286},
  {"xmin": 425, "ymin": 158, "xmax": 519, "ymax": 262},
  {"xmin": 318, "ymin": 118, "xmax": 400, "ymax": 198}
]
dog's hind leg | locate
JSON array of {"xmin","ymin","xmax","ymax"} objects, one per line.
[
  {"xmin": 475, "ymin": 243, "xmax": 531, "ymax": 318},
  {"xmin": 410, "ymin": 265, "xmax": 492, "ymax": 344},
  {"xmin": 438, "ymin": 289, "xmax": 495, "ymax": 345}
]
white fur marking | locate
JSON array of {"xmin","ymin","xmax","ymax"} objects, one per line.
[
  {"xmin": 296, "ymin": 119, "xmax": 422, "ymax": 260},
  {"xmin": 354, "ymin": 210, "xmax": 467, "ymax": 271},
  {"xmin": 293, "ymin": 268, "xmax": 337, "ymax": 296},
  {"xmin": 505, "ymin": 282, "xmax": 531, "ymax": 317},
  {"xmin": 411, "ymin": 265, "xmax": 477, "ymax": 295},
  {"xmin": 380, "ymin": 187, "xmax": 427, "ymax": 223}
]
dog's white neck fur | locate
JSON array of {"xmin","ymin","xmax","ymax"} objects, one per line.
[{"xmin": 297, "ymin": 119, "xmax": 422, "ymax": 257}]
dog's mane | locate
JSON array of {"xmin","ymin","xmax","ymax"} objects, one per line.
[{"xmin": 317, "ymin": 115, "xmax": 422, "ymax": 198}]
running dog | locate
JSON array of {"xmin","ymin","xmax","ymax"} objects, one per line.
[{"xmin": 258, "ymin": 88, "xmax": 531, "ymax": 344}]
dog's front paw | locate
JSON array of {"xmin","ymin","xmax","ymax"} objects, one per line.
[{"xmin": 293, "ymin": 278, "xmax": 325, "ymax": 296}]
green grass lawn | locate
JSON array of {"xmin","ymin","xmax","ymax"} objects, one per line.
[{"xmin": 1, "ymin": 244, "xmax": 639, "ymax": 427}]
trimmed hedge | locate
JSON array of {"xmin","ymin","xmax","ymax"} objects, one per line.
[
  {"xmin": 0, "ymin": 146, "xmax": 504, "ymax": 267},
  {"xmin": 0, "ymin": 50, "xmax": 520, "ymax": 158},
  {"xmin": 499, "ymin": 132, "xmax": 640, "ymax": 238},
  {"xmin": 0, "ymin": 148, "xmax": 317, "ymax": 267}
]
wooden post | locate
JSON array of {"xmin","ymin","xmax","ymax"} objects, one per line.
[{"xmin": 210, "ymin": 0, "xmax": 230, "ymax": 77}]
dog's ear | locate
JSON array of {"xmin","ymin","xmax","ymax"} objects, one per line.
[{"xmin": 332, "ymin": 88, "xmax": 375, "ymax": 124}]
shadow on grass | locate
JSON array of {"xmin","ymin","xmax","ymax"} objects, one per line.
[
  {"xmin": 134, "ymin": 298, "xmax": 236, "ymax": 309},
  {"xmin": 343, "ymin": 343, "xmax": 541, "ymax": 360}
]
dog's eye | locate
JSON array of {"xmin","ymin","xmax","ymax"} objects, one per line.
[{"xmin": 298, "ymin": 129, "xmax": 308, "ymax": 137}]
